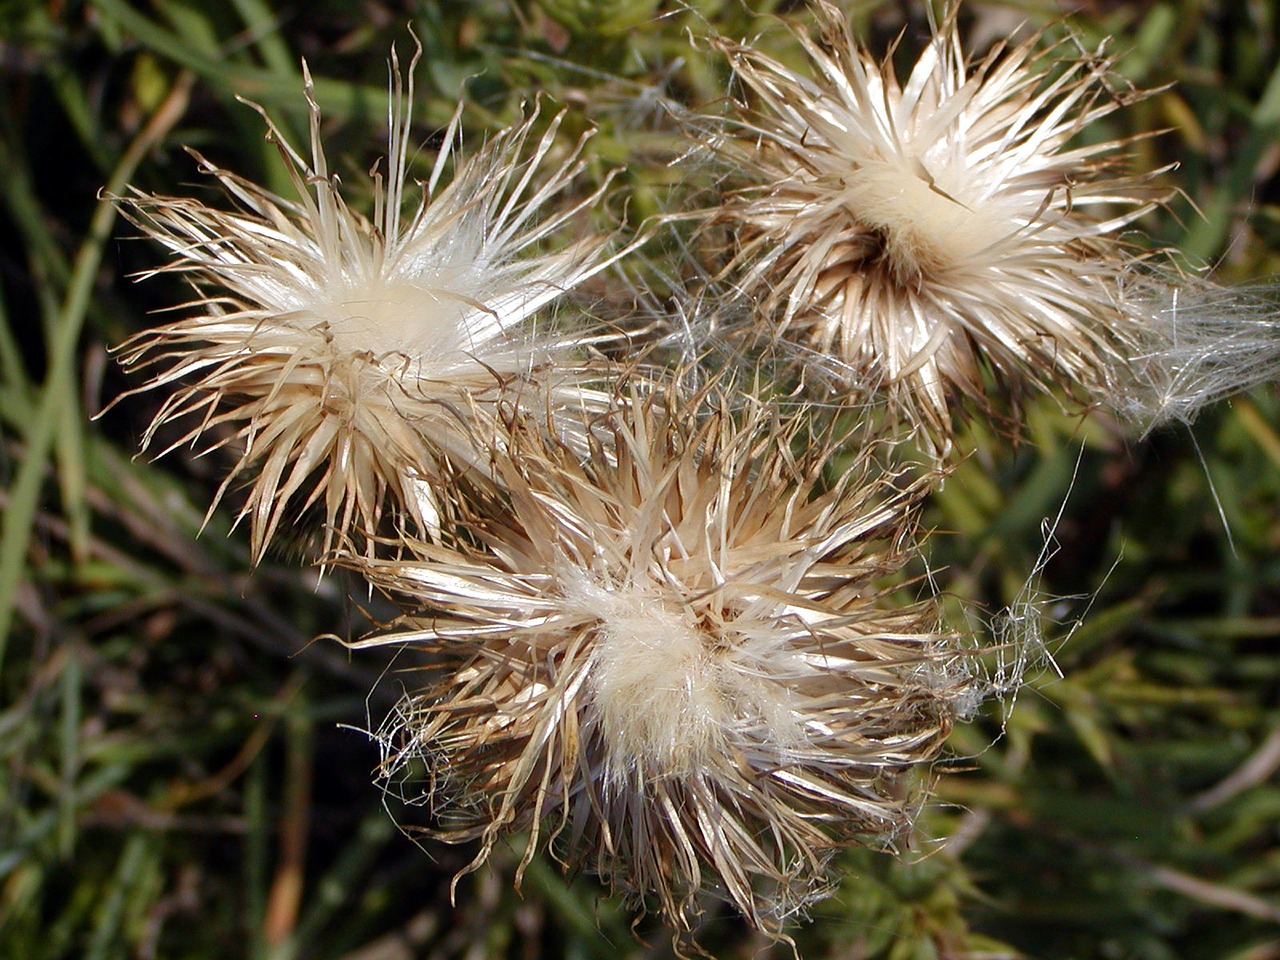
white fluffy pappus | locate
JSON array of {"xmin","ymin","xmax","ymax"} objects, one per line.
[
  {"xmin": 347, "ymin": 386, "xmax": 973, "ymax": 937},
  {"xmin": 112, "ymin": 46, "xmax": 627, "ymax": 560},
  {"xmin": 1110, "ymin": 273, "xmax": 1280, "ymax": 434},
  {"xmin": 708, "ymin": 1, "xmax": 1171, "ymax": 449}
]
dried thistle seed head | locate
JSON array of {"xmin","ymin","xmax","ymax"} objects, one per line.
[
  {"xmin": 350, "ymin": 388, "xmax": 968, "ymax": 935},
  {"xmin": 114, "ymin": 48, "xmax": 623, "ymax": 561},
  {"xmin": 710, "ymin": 2, "xmax": 1170, "ymax": 449}
]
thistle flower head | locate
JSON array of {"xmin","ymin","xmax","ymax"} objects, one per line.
[
  {"xmin": 351, "ymin": 387, "xmax": 966, "ymax": 934},
  {"xmin": 116, "ymin": 48, "xmax": 621, "ymax": 559},
  {"xmin": 711, "ymin": 2, "xmax": 1169, "ymax": 447}
]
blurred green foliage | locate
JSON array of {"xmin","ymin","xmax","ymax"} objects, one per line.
[{"xmin": 1, "ymin": 0, "xmax": 1277, "ymax": 957}]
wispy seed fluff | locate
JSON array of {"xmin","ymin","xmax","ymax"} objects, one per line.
[
  {"xmin": 350, "ymin": 387, "xmax": 968, "ymax": 934},
  {"xmin": 710, "ymin": 2, "xmax": 1168, "ymax": 448},
  {"xmin": 115, "ymin": 50, "xmax": 622, "ymax": 560},
  {"xmin": 1111, "ymin": 274, "xmax": 1280, "ymax": 434}
]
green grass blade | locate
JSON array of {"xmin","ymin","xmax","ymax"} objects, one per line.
[
  {"xmin": 84, "ymin": 835, "xmax": 151, "ymax": 960},
  {"xmin": 91, "ymin": 0, "xmax": 394, "ymax": 118},
  {"xmin": 0, "ymin": 74, "xmax": 193, "ymax": 666},
  {"xmin": 0, "ymin": 283, "xmax": 30, "ymax": 404},
  {"xmin": 229, "ymin": 0, "xmax": 298, "ymax": 78},
  {"xmin": 57, "ymin": 647, "xmax": 82, "ymax": 860},
  {"xmin": 1182, "ymin": 57, "xmax": 1280, "ymax": 261}
]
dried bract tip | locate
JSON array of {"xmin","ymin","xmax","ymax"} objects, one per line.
[
  {"xmin": 115, "ymin": 47, "xmax": 622, "ymax": 560},
  {"xmin": 349, "ymin": 388, "xmax": 969, "ymax": 935},
  {"xmin": 710, "ymin": 2, "xmax": 1170, "ymax": 450}
]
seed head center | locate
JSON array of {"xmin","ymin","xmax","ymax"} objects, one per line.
[
  {"xmin": 842, "ymin": 160, "xmax": 1009, "ymax": 282},
  {"xmin": 319, "ymin": 277, "xmax": 471, "ymax": 363},
  {"xmin": 566, "ymin": 576, "xmax": 728, "ymax": 778}
]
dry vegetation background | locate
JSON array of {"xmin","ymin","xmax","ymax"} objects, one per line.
[{"xmin": 1, "ymin": 0, "xmax": 1278, "ymax": 957}]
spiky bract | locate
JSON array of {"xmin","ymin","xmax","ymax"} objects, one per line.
[
  {"xmin": 711, "ymin": 2, "xmax": 1168, "ymax": 448},
  {"xmin": 116, "ymin": 52, "xmax": 620, "ymax": 560},
  {"xmin": 350, "ymin": 388, "xmax": 963, "ymax": 933}
]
